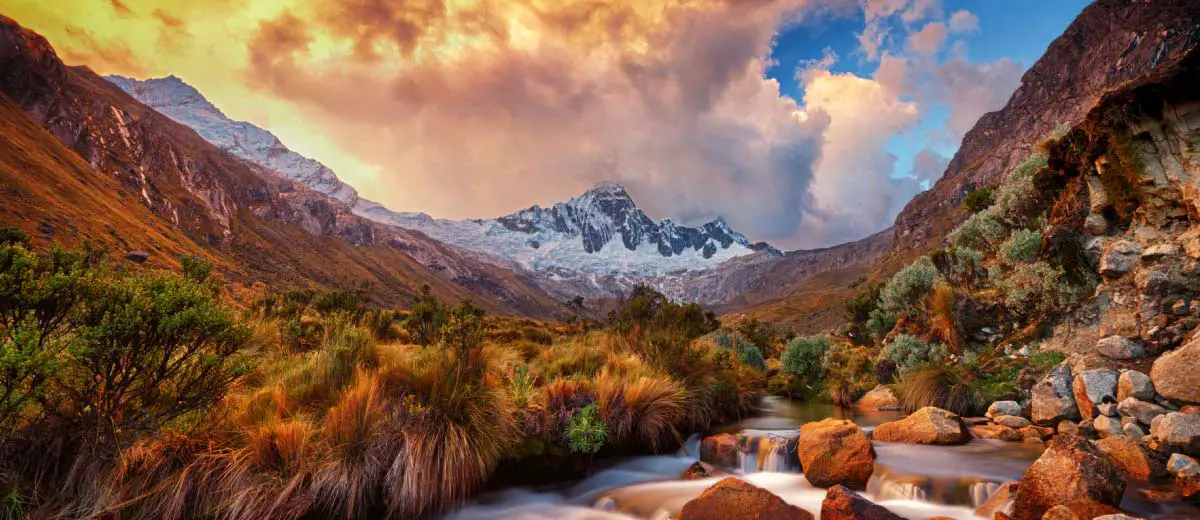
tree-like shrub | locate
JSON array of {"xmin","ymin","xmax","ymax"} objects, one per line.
[
  {"xmin": 737, "ymin": 344, "xmax": 766, "ymax": 372},
  {"xmin": 930, "ymin": 247, "xmax": 983, "ymax": 288},
  {"xmin": 878, "ymin": 257, "xmax": 937, "ymax": 319},
  {"xmin": 948, "ymin": 211, "xmax": 1007, "ymax": 253},
  {"xmin": 962, "ymin": 187, "xmax": 995, "ymax": 213},
  {"xmin": 1001, "ymin": 229, "xmax": 1043, "ymax": 265},
  {"xmin": 882, "ymin": 334, "xmax": 946, "ymax": 373},
  {"xmin": 781, "ymin": 335, "xmax": 828, "ymax": 383},
  {"xmin": 1000, "ymin": 261, "xmax": 1072, "ymax": 318}
]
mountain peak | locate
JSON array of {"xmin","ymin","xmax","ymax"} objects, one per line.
[{"xmin": 587, "ymin": 180, "xmax": 628, "ymax": 196}]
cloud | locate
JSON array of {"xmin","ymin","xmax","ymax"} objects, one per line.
[
  {"xmin": 911, "ymin": 147, "xmax": 950, "ymax": 183},
  {"xmin": 948, "ymin": 9, "xmax": 979, "ymax": 33},
  {"xmin": 908, "ymin": 21, "xmax": 946, "ymax": 54},
  {"xmin": 900, "ymin": 0, "xmax": 942, "ymax": 25}
]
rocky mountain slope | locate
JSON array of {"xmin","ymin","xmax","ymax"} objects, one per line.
[
  {"xmin": 877, "ymin": 0, "xmax": 1200, "ymax": 276},
  {"xmin": 0, "ymin": 14, "xmax": 563, "ymax": 317}
]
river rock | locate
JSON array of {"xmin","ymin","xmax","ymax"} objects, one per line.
[
  {"xmin": 855, "ymin": 385, "xmax": 900, "ymax": 411},
  {"xmin": 1100, "ymin": 240, "xmax": 1141, "ymax": 278},
  {"xmin": 681, "ymin": 461, "xmax": 721, "ymax": 480},
  {"xmin": 700, "ymin": 433, "xmax": 739, "ymax": 468},
  {"xmin": 796, "ymin": 418, "xmax": 875, "ymax": 490},
  {"xmin": 1095, "ymin": 336, "xmax": 1145, "ymax": 360},
  {"xmin": 1032, "ymin": 364, "xmax": 1080, "ymax": 425},
  {"xmin": 1095, "ymin": 436, "xmax": 1167, "ymax": 480},
  {"xmin": 1150, "ymin": 412, "xmax": 1200, "ymax": 455},
  {"xmin": 1117, "ymin": 371, "xmax": 1155, "ymax": 403},
  {"xmin": 1097, "ymin": 403, "xmax": 1119, "ymax": 417},
  {"xmin": 1094, "ymin": 415, "xmax": 1123, "ymax": 438},
  {"xmin": 1093, "ymin": 516, "xmax": 1145, "ymax": 520},
  {"xmin": 1167, "ymin": 453, "xmax": 1200, "ymax": 499},
  {"xmin": 1019, "ymin": 425, "xmax": 1054, "ymax": 441},
  {"xmin": 679, "ymin": 477, "xmax": 814, "ymax": 520},
  {"xmin": 872, "ymin": 407, "xmax": 970, "ymax": 445},
  {"xmin": 1059, "ymin": 421, "xmax": 1080, "ymax": 436},
  {"xmin": 1012, "ymin": 434, "xmax": 1126, "ymax": 520},
  {"xmin": 975, "ymin": 481, "xmax": 1018, "ymax": 518},
  {"xmin": 993, "ymin": 415, "xmax": 1032, "ymax": 429},
  {"xmin": 1073, "ymin": 369, "xmax": 1119, "ymax": 421},
  {"xmin": 1117, "ymin": 398, "xmax": 1167, "ymax": 426},
  {"xmin": 1150, "ymin": 337, "xmax": 1200, "ymax": 404},
  {"xmin": 987, "ymin": 401, "xmax": 1023, "ymax": 419},
  {"xmin": 1123, "ymin": 423, "xmax": 1146, "ymax": 441},
  {"xmin": 971, "ymin": 425, "xmax": 1022, "ymax": 442},
  {"xmin": 1041, "ymin": 499, "xmax": 1124, "ymax": 520},
  {"xmin": 820, "ymin": 485, "xmax": 903, "ymax": 520}
]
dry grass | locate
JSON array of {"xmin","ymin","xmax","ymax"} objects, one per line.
[{"xmin": 927, "ymin": 282, "xmax": 963, "ymax": 354}]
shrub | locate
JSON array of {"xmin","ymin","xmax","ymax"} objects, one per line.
[
  {"xmin": 0, "ymin": 227, "xmax": 29, "ymax": 247},
  {"xmin": 565, "ymin": 403, "xmax": 607, "ymax": 454},
  {"xmin": 405, "ymin": 285, "xmax": 446, "ymax": 346},
  {"xmin": 737, "ymin": 344, "xmax": 766, "ymax": 372},
  {"xmin": 896, "ymin": 365, "xmax": 979, "ymax": 416},
  {"xmin": 878, "ymin": 257, "xmax": 937, "ymax": 319},
  {"xmin": 992, "ymin": 155, "xmax": 1049, "ymax": 228},
  {"xmin": 1001, "ymin": 229, "xmax": 1043, "ymax": 265},
  {"xmin": 781, "ymin": 335, "xmax": 828, "ymax": 383},
  {"xmin": 1000, "ymin": 261, "xmax": 1072, "ymax": 318},
  {"xmin": 930, "ymin": 247, "xmax": 982, "ymax": 288},
  {"xmin": 948, "ymin": 211, "xmax": 1007, "ymax": 253},
  {"xmin": 843, "ymin": 284, "xmax": 883, "ymax": 345},
  {"xmin": 882, "ymin": 334, "xmax": 946, "ymax": 373},
  {"xmin": 962, "ymin": 187, "xmax": 995, "ymax": 213}
]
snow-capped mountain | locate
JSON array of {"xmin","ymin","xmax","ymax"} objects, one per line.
[
  {"xmin": 106, "ymin": 75, "xmax": 359, "ymax": 204},
  {"xmin": 354, "ymin": 182, "xmax": 776, "ymax": 276}
]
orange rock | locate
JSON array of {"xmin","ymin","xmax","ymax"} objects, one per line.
[
  {"xmin": 679, "ymin": 478, "xmax": 813, "ymax": 520},
  {"xmin": 796, "ymin": 418, "xmax": 875, "ymax": 490}
]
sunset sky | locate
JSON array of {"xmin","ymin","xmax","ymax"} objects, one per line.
[{"xmin": 3, "ymin": 0, "xmax": 1088, "ymax": 248}]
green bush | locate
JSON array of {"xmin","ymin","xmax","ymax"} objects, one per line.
[
  {"xmin": 1000, "ymin": 261, "xmax": 1072, "ymax": 318},
  {"xmin": 1001, "ymin": 229, "xmax": 1043, "ymax": 265},
  {"xmin": 565, "ymin": 402, "xmax": 607, "ymax": 454},
  {"xmin": 930, "ymin": 247, "xmax": 983, "ymax": 288},
  {"xmin": 878, "ymin": 258, "xmax": 937, "ymax": 319},
  {"xmin": 962, "ymin": 187, "xmax": 996, "ymax": 213},
  {"xmin": 781, "ymin": 335, "xmax": 828, "ymax": 383},
  {"xmin": 738, "ymin": 344, "xmax": 766, "ymax": 371},
  {"xmin": 992, "ymin": 155, "xmax": 1049, "ymax": 228},
  {"xmin": 948, "ymin": 211, "xmax": 1007, "ymax": 253},
  {"xmin": 406, "ymin": 285, "xmax": 447, "ymax": 346},
  {"xmin": 882, "ymin": 334, "xmax": 947, "ymax": 373}
]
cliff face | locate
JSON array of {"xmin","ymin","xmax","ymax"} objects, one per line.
[
  {"xmin": 880, "ymin": 0, "xmax": 1200, "ymax": 276},
  {"xmin": 0, "ymin": 15, "xmax": 562, "ymax": 317}
]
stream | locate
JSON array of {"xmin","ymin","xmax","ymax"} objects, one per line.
[{"xmin": 442, "ymin": 397, "xmax": 1200, "ymax": 520}]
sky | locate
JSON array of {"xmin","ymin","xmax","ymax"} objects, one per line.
[{"xmin": 2, "ymin": 0, "xmax": 1089, "ymax": 249}]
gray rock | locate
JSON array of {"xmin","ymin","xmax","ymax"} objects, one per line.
[
  {"xmin": 1167, "ymin": 453, "xmax": 1199, "ymax": 477},
  {"xmin": 1032, "ymin": 364, "xmax": 1080, "ymax": 425},
  {"xmin": 1100, "ymin": 240, "xmax": 1141, "ymax": 278},
  {"xmin": 125, "ymin": 250, "xmax": 149, "ymax": 263},
  {"xmin": 1123, "ymin": 422, "xmax": 1146, "ymax": 441},
  {"xmin": 1095, "ymin": 336, "xmax": 1145, "ymax": 360},
  {"xmin": 1097, "ymin": 403, "xmax": 1119, "ymax": 417},
  {"xmin": 1085, "ymin": 213, "xmax": 1109, "ymax": 234},
  {"xmin": 994, "ymin": 415, "xmax": 1033, "ymax": 429},
  {"xmin": 1150, "ymin": 412, "xmax": 1200, "ymax": 455},
  {"xmin": 987, "ymin": 401, "xmax": 1023, "ymax": 419},
  {"xmin": 1095, "ymin": 415, "xmax": 1124, "ymax": 439},
  {"xmin": 1073, "ymin": 369, "xmax": 1120, "ymax": 421},
  {"xmin": 1117, "ymin": 398, "xmax": 1168, "ymax": 426},
  {"xmin": 1117, "ymin": 370, "xmax": 1155, "ymax": 403},
  {"xmin": 1151, "ymin": 337, "xmax": 1200, "ymax": 404}
]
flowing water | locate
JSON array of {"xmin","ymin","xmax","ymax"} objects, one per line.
[{"xmin": 442, "ymin": 397, "xmax": 1200, "ymax": 520}]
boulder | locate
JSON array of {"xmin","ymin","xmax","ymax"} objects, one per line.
[
  {"xmin": 974, "ymin": 481, "xmax": 1018, "ymax": 518},
  {"xmin": 1059, "ymin": 421, "xmax": 1080, "ymax": 436},
  {"xmin": 1097, "ymin": 403, "xmax": 1119, "ymax": 417},
  {"xmin": 124, "ymin": 250, "xmax": 149, "ymax": 263},
  {"xmin": 1041, "ymin": 499, "xmax": 1124, "ymax": 520},
  {"xmin": 1123, "ymin": 423, "xmax": 1146, "ymax": 441},
  {"xmin": 820, "ymin": 485, "xmax": 903, "ymax": 520},
  {"xmin": 1032, "ymin": 364, "xmax": 1080, "ymax": 425},
  {"xmin": 987, "ymin": 401, "xmax": 1023, "ymax": 419},
  {"xmin": 700, "ymin": 433, "xmax": 739, "ymax": 468},
  {"xmin": 1150, "ymin": 412, "xmax": 1200, "ymax": 455},
  {"xmin": 1012, "ymin": 434, "xmax": 1126, "ymax": 520},
  {"xmin": 1142, "ymin": 243, "xmax": 1182, "ymax": 260},
  {"xmin": 855, "ymin": 385, "xmax": 901, "ymax": 411},
  {"xmin": 1092, "ymin": 516, "xmax": 1144, "ymax": 520},
  {"xmin": 871, "ymin": 407, "xmax": 970, "ymax": 445},
  {"xmin": 993, "ymin": 415, "xmax": 1032, "ymax": 429},
  {"xmin": 1150, "ymin": 338, "xmax": 1200, "ymax": 404},
  {"xmin": 1073, "ymin": 369, "xmax": 1119, "ymax": 421},
  {"xmin": 1094, "ymin": 436, "xmax": 1167, "ymax": 480},
  {"xmin": 1095, "ymin": 336, "xmax": 1145, "ymax": 360},
  {"xmin": 1094, "ymin": 415, "xmax": 1123, "ymax": 439},
  {"xmin": 1117, "ymin": 371, "xmax": 1155, "ymax": 403},
  {"xmin": 795, "ymin": 418, "xmax": 875, "ymax": 490},
  {"xmin": 1100, "ymin": 241, "xmax": 1141, "ymax": 278},
  {"xmin": 1018, "ymin": 425, "xmax": 1054, "ymax": 441},
  {"xmin": 679, "ymin": 477, "xmax": 814, "ymax": 520},
  {"xmin": 681, "ymin": 461, "xmax": 721, "ymax": 480},
  {"xmin": 1117, "ymin": 398, "xmax": 1167, "ymax": 427},
  {"xmin": 971, "ymin": 425, "xmax": 1023, "ymax": 442},
  {"xmin": 1166, "ymin": 453, "xmax": 1200, "ymax": 499}
]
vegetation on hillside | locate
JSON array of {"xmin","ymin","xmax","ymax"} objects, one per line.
[{"xmin": 0, "ymin": 238, "xmax": 762, "ymax": 519}]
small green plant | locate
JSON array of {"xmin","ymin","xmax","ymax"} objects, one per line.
[
  {"xmin": 1029, "ymin": 347, "xmax": 1066, "ymax": 371},
  {"xmin": 738, "ymin": 344, "xmax": 766, "ymax": 371},
  {"xmin": 1001, "ymin": 229, "xmax": 1043, "ymax": 265},
  {"xmin": 781, "ymin": 335, "xmax": 828, "ymax": 383},
  {"xmin": 992, "ymin": 155, "xmax": 1049, "ymax": 228},
  {"xmin": 930, "ymin": 247, "xmax": 983, "ymax": 288},
  {"xmin": 1000, "ymin": 261, "xmax": 1072, "ymax": 318},
  {"xmin": 962, "ymin": 187, "xmax": 995, "ymax": 213},
  {"xmin": 565, "ymin": 403, "xmax": 607, "ymax": 454},
  {"xmin": 949, "ymin": 211, "xmax": 1007, "ymax": 253}
]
